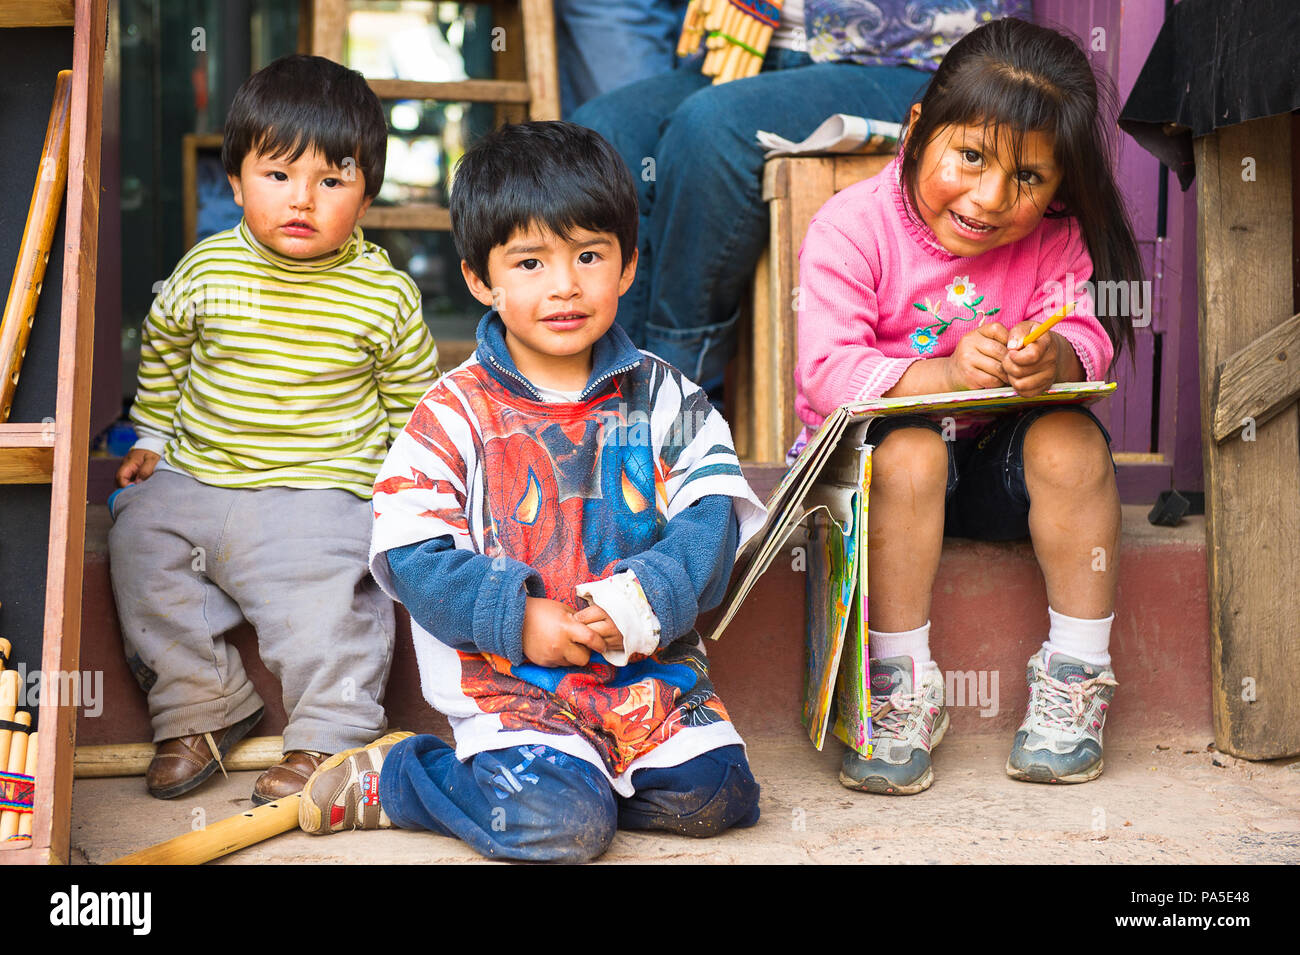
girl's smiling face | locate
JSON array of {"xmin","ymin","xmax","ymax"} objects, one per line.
[{"xmin": 909, "ymin": 104, "xmax": 1063, "ymax": 258}]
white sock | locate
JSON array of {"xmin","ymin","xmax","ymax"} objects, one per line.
[
  {"xmin": 868, "ymin": 621, "xmax": 939, "ymax": 678},
  {"xmin": 1042, "ymin": 607, "xmax": 1113, "ymax": 668}
]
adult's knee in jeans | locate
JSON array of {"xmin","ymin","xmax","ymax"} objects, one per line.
[
  {"xmin": 570, "ymin": 99, "xmax": 616, "ymax": 139},
  {"xmin": 657, "ymin": 91, "xmax": 752, "ymax": 181}
]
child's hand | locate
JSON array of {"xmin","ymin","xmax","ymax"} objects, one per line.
[
  {"xmin": 574, "ymin": 604, "xmax": 625, "ymax": 655},
  {"xmin": 944, "ymin": 324, "xmax": 1011, "ymax": 391},
  {"xmin": 521, "ymin": 597, "xmax": 606, "ymax": 667},
  {"xmin": 1003, "ymin": 323, "xmax": 1061, "ymax": 397},
  {"xmin": 116, "ymin": 448, "xmax": 161, "ymax": 487}
]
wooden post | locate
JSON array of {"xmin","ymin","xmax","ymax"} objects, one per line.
[
  {"xmin": 309, "ymin": 0, "xmax": 346, "ymax": 64},
  {"xmin": 1194, "ymin": 114, "xmax": 1300, "ymax": 759},
  {"xmin": 520, "ymin": 0, "xmax": 559, "ymax": 120}
]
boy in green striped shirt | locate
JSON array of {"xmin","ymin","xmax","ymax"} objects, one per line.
[{"xmin": 107, "ymin": 55, "xmax": 439, "ymax": 805}]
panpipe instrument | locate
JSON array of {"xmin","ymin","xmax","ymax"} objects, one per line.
[
  {"xmin": 0, "ymin": 70, "xmax": 73, "ymax": 422},
  {"xmin": 0, "ymin": 651, "xmax": 36, "ymax": 848},
  {"xmin": 678, "ymin": 0, "xmax": 783, "ymax": 85}
]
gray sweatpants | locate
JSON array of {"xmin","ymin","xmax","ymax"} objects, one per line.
[{"xmin": 107, "ymin": 469, "xmax": 394, "ymax": 753}]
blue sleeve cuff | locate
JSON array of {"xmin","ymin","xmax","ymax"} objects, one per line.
[
  {"xmin": 612, "ymin": 495, "xmax": 738, "ymax": 644},
  {"xmin": 617, "ymin": 550, "xmax": 694, "ymax": 644},
  {"xmin": 387, "ymin": 538, "xmax": 543, "ymax": 664},
  {"xmin": 472, "ymin": 558, "xmax": 546, "ymax": 664}
]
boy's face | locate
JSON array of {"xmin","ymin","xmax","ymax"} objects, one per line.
[
  {"xmin": 462, "ymin": 225, "xmax": 637, "ymax": 390},
  {"xmin": 228, "ymin": 145, "xmax": 373, "ymax": 259}
]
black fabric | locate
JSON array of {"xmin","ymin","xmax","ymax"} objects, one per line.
[
  {"xmin": 1118, "ymin": 0, "xmax": 1300, "ymax": 190},
  {"xmin": 863, "ymin": 406, "xmax": 1115, "ymax": 543}
]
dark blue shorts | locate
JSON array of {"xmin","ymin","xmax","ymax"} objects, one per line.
[{"xmin": 862, "ymin": 406, "xmax": 1115, "ymax": 542}]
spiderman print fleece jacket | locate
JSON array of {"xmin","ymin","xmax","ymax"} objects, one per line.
[{"xmin": 370, "ymin": 312, "xmax": 766, "ymax": 794}]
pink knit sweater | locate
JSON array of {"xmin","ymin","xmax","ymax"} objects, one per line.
[{"xmin": 794, "ymin": 157, "xmax": 1114, "ymax": 429}]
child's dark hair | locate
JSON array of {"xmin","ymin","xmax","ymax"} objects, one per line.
[
  {"xmin": 222, "ymin": 54, "xmax": 388, "ymax": 199},
  {"xmin": 900, "ymin": 17, "xmax": 1142, "ymax": 364},
  {"xmin": 450, "ymin": 121, "xmax": 638, "ymax": 284}
]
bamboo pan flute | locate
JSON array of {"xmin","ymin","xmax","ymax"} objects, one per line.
[
  {"xmin": 678, "ymin": 0, "xmax": 782, "ymax": 85},
  {"xmin": 0, "ymin": 639, "xmax": 37, "ymax": 848}
]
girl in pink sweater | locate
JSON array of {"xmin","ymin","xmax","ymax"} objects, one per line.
[{"xmin": 794, "ymin": 18, "xmax": 1142, "ymax": 795}]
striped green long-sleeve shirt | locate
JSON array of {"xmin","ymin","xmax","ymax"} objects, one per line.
[{"xmin": 130, "ymin": 221, "xmax": 440, "ymax": 498}]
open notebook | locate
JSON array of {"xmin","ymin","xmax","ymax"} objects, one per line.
[{"xmin": 709, "ymin": 381, "xmax": 1117, "ymax": 754}]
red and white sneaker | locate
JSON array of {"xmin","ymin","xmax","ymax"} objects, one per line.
[{"xmin": 298, "ymin": 731, "xmax": 414, "ymax": 834}]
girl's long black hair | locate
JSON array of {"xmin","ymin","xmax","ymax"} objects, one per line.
[{"xmin": 899, "ymin": 17, "xmax": 1143, "ymax": 365}]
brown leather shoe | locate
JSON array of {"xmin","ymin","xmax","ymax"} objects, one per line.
[
  {"xmin": 252, "ymin": 750, "xmax": 329, "ymax": 805},
  {"xmin": 146, "ymin": 707, "xmax": 265, "ymax": 800}
]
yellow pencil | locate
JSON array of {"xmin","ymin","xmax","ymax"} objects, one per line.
[{"xmin": 1013, "ymin": 301, "xmax": 1075, "ymax": 349}]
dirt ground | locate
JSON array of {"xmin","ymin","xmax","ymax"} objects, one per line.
[{"xmin": 71, "ymin": 731, "xmax": 1300, "ymax": 865}]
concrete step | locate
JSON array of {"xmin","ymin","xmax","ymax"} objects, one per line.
[{"xmin": 74, "ymin": 465, "xmax": 1211, "ymax": 747}]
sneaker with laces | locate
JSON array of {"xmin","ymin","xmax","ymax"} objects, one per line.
[
  {"xmin": 1006, "ymin": 649, "xmax": 1117, "ymax": 783},
  {"xmin": 299, "ymin": 731, "xmax": 415, "ymax": 834},
  {"xmin": 839, "ymin": 656, "xmax": 947, "ymax": 795}
]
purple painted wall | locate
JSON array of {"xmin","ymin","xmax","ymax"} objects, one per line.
[{"xmin": 1034, "ymin": 0, "xmax": 1204, "ymax": 497}]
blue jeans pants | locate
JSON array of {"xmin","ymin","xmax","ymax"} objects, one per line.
[
  {"xmin": 554, "ymin": 0, "xmax": 691, "ymax": 118},
  {"xmin": 571, "ymin": 50, "xmax": 931, "ymax": 392},
  {"xmin": 379, "ymin": 735, "xmax": 760, "ymax": 862}
]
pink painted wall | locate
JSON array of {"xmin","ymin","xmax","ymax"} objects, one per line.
[{"xmin": 1033, "ymin": 0, "xmax": 1204, "ymax": 496}]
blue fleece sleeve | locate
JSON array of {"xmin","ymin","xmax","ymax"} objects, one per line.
[
  {"xmin": 385, "ymin": 537, "xmax": 546, "ymax": 664},
  {"xmin": 613, "ymin": 494, "xmax": 739, "ymax": 645}
]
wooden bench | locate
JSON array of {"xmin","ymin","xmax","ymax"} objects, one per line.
[{"xmin": 737, "ymin": 151, "xmax": 895, "ymax": 463}]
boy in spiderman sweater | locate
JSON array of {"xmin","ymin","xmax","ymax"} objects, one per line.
[{"xmin": 298, "ymin": 121, "xmax": 767, "ymax": 862}]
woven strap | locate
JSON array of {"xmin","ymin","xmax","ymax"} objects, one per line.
[
  {"xmin": 729, "ymin": 0, "xmax": 782, "ymax": 28},
  {"xmin": 0, "ymin": 771, "xmax": 34, "ymax": 813},
  {"xmin": 708, "ymin": 30, "xmax": 763, "ymax": 57}
]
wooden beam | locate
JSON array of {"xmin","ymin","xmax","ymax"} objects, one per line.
[
  {"xmin": 1212, "ymin": 310, "xmax": 1300, "ymax": 440},
  {"xmin": 310, "ymin": 0, "xmax": 346, "ymax": 63},
  {"xmin": 0, "ymin": 446, "xmax": 53, "ymax": 483},
  {"xmin": 367, "ymin": 78, "xmax": 532, "ymax": 105},
  {"xmin": 521, "ymin": 0, "xmax": 560, "ymax": 120},
  {"xmin": 0, "ymin": 1, "xmax": 74, "ymax": 28},
  {"xmin": 75, "ymin": 736, "xmax": 285, "ymax": 778},
  {"xmin": 362, "ymin": 203, "xmax": 451, "ymax": 232},
  {"xmin": 1195, "ymin": 115, "xmax": 1300, "ymax": 759},
  {"xmin": 492, "ymin": 2, "xmax": 528, "ymax": 127}
]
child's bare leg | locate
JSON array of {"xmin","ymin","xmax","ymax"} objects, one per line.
[
  {"xmin": 866, "ymin": 426, "xmax": 949, "ymax": 631},
  {"xmin": 1009, "ymin": 410, "xmax": 1120, "ymax": 784},
  {"xmin": 1023, "ymin": 411, "xmax": 1120, "ymax": 618},
  {"xmin": 843, "ymin": 425, "xmax": 950, "ymax": 795}
]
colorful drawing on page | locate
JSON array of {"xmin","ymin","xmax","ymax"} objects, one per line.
[
  {"xmin": 832, "ymin": 447, "xmax": 873, "ymax": 756},
  {"xmin": 802, "ymin": 501, "xmax": 858, "ymax": 750}
]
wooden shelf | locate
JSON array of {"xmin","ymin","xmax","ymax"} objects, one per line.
[
  {"xmin": 0, "ymin": 423, "xmax": 55, "ymax": 483},
  {"xmin": 0, "ymin": 0, "xmax": 73, "ymax": 27}
]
